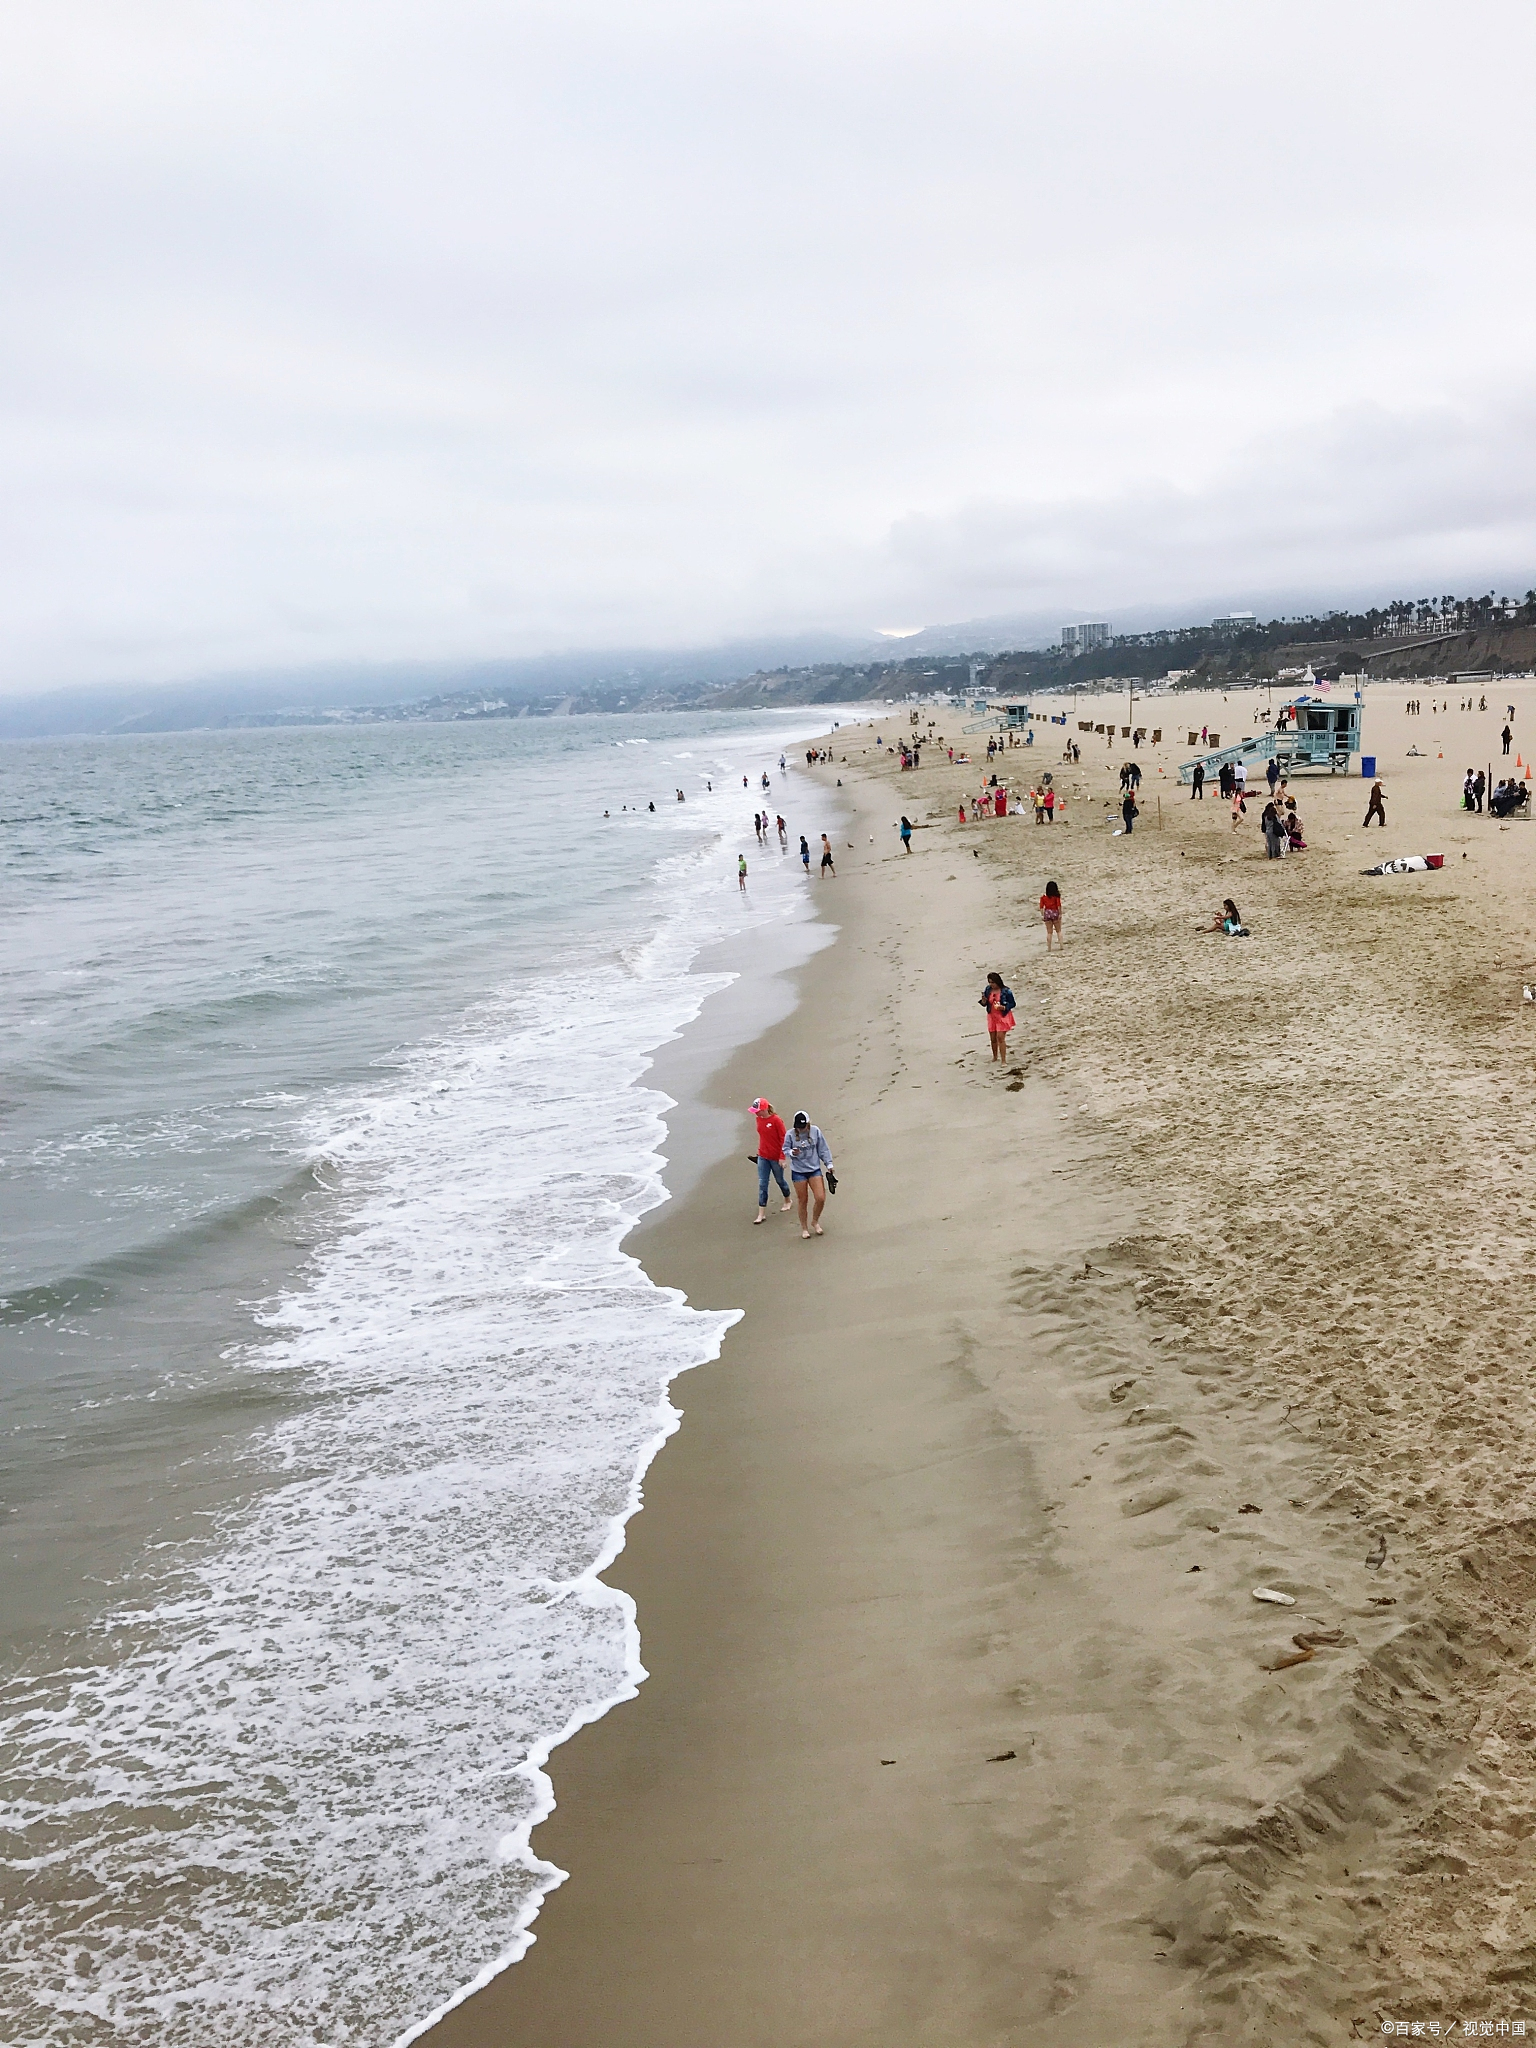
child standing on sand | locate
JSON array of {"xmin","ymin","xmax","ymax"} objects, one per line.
[
  {"xmin": 1040, "ymin": 881, "xmax": 1063, "ymax": 949},
  {"xmin": 979, "ymin": 972, "xmax": 1017, "ymax": 1063}
]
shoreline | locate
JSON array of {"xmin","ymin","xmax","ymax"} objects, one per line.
[{"xmin": 424, "ymin": 744, "xmax": 1195, "ymax": 2047}]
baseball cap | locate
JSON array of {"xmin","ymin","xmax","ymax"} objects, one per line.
[{"xmin": 793, "ymin": 1110, "xmax": 809, "ymax": 1128}]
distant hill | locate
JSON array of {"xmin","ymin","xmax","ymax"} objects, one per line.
[{"xmin": 4, "ymin": 589, "xmax": 1534, "ymax": 738}]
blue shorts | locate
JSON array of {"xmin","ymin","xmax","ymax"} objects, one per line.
[{"xmin": 792, "ymin": 1169, "xmax": 824, "ymax": 1184}]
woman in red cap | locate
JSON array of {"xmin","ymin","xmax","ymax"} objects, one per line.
[{"xmin": 750, "ymin": 1098, "xmax": 791, "ymax": 1223}]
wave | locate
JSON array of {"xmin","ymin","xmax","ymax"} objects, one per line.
[
  {"xmin": 0, "ymin": 846, "xmax": 795, "ymax": 2048},
  {"xmin": 0, "ymin": 1163, "xmax": 327, "ymax": 1324}
]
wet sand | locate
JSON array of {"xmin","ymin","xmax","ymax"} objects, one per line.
[{"xmin": 426, "ymin": 684, "xmax": 1536, "ymax": 2046}]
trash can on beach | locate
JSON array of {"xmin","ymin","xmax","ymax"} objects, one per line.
[{"xmin": 1361, "ymin": 755, "xmax": 1376, "ymax": 777}]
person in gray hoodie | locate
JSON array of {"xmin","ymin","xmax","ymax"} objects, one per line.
[{"xmin": 783, "ymin": 1110, "xmax": 834, "ymax": 1238}]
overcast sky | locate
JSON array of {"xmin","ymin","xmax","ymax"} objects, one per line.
[{"xmin": 3, "ymin": 0, "xmax": 1535, "ymax": 689}]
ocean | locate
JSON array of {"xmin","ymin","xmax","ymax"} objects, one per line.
[{"xmin": 0, "ymin": 709, "xmax": 852, "ymax": 2047}]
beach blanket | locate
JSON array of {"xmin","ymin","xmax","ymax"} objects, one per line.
[{"xmin": 1360, "ymin": 855, "xmax": 1444, "ymax": 875}]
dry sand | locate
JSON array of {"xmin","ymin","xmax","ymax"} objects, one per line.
[{"xmin": 426, "ymin": 681, "xmax": 1536, "ymax": 2046}]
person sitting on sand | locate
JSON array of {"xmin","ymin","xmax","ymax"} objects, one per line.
[
  {"xmin": 979, "ymin": 971, "xmax": 1017, "ymax": 1063},
  {"xmin": 1040, "ymin": 881, "xmax": 1063, "ymax": 950},
  {"xmin": 1204, "ymin": 898, "xmax": 1249, "ymax": 936},
  {"xmin": 1491, "ymin": 779, "xmax": 1530, "ymax": 818},
  {"xmin": 1284, "ymin": 802, "xmax": 1306, "ymax": 851},
  {"xmin": 782, "ymin": 1110, "xmax": 834, "ymax": 1238}
]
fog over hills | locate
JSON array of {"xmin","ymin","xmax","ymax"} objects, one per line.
[{"xmin": 4, "ymin": 578, "xmax": 1533, "ymax": 739}]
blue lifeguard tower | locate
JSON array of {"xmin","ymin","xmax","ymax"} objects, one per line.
[
  {"xmin": 963, "ymin": 700, "xmax": 1033, "ymax": 732},
  {"xmin": 1178, "ymin": 690, "xmax": 1363, "ymax": 786}
]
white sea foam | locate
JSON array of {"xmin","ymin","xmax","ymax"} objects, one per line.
[{"xmin": 0, "ymin": 754, "xmax": 835, "ymax": 2048}]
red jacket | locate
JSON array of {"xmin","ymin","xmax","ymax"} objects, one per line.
[{"xmin": 754, "ymin": 1109, "xmax": 786, "ymax": 1160}]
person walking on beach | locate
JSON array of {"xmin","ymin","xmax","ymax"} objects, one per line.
[
  {"xmin": 1266, "ymin": 757, "xmax": 1280, "ymax": 798},
  {"xmin": 820, "ymin": 834, "xmax": 835, "ymax": 877},
  {"xmin": 1363, "ymin": 779, "xmax": 1387, "ymax": 828},
  {"xmin": 738, "ymin": 855, "xmax": 748, "ymax": 890},
  {"xmin": 799, "ymin": 834, "xmax": 810, "ymax": 872},
  {"xmin": 1040, "ymin": 881, "xmax": 1063, "ymax": 950},
  {"xmin": 1473, "ymin": 770, "xmax": 1486, "ymax": 813},
  {"xmin": 777, "ymin": 815, "xmax": 787, "ymax": 845},
  {"xmin": 979, "ymin": 971, "xmax": 1017, "ymax": 1063},
  {"xmin": 899, "ymin": 815, "xmax": 913, "ymax": 851},
  {"xmin": 1503, "ymin": 724, "xmax": 1513, "ymax": 756},
  {"xmin": 1121, "ymin": 791, "xmax": 1138, "ymax": 834},
  {"xmin": 1191, "ymin": 762, "xmax": 1205, "ymax": 800},
  {"xmin": 783, "ymin": 1111, "xmax": 833, "ymax": 1238},
  {"xmin": 749, "ymin": 1097, "xmax": 792, "ymax": 1223}
]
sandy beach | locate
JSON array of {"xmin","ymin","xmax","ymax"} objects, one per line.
[{"xmin": 426, "ymin": 681, "xmax": 1536, "ymax": 2046}]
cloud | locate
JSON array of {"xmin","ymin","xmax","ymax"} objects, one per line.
[
  {"xmin": 868, "ymin": 391, "xmax": 1536, "ymax": 628},
  {"xmin": 1, "ymin": 0, "xmax": 1534, "ymax": 687}
]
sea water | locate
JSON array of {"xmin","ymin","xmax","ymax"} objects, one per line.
[{"xmin": 0, "ymin": 711, "xmax": 853, "ymax": 2047}]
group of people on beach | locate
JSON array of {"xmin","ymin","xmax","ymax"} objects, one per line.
[
  {"xmin": 1259, "ymin": 797, "xmax": 1306, "ymax": 856},
  {"xmin": 741, "ymin": 831, "xmax": 834, "ymax": 885},
  {"xmin": 749, "ymin": 1098, "xmax": 834, "ymax": 1237}
]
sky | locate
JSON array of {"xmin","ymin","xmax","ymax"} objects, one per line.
[{"xmin": 3, "ymin": 0, "xmax": 1535, "ymax": 691}]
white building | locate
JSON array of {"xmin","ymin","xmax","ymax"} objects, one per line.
[{"xmin": 1061, "ymin": 622, "xmax": 1111, "ymax": 653}]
